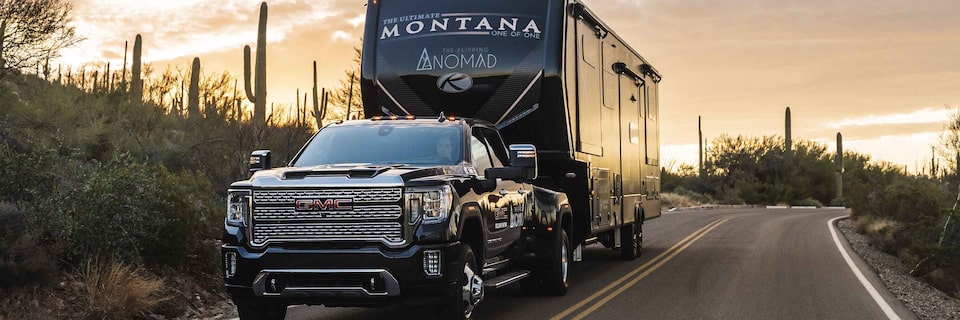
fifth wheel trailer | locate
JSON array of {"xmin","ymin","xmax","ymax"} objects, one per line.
[{"xmin": 361, "ymin": 0, "xmax": 663, "ymax": 258}]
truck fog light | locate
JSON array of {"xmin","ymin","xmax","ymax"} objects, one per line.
[
  {"xmin": 224, "ymin": 252, "xmax": 237, "ymax": 278},
  {"xmin": 423, "ymin": 250, "xmax": 441, "ymax": 276}
]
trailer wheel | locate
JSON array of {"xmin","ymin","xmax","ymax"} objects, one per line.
[
  {"xmin": 440, "ymin": 245, "xmax": 483, "ymax": 320},
  {"xmin": 542, "ymin": 229, "xmax": 570, "ymax": 296},
  {"xmin": 620, "ymin": 220, "xmax": 643, "ymax": 260},
  {"xmin": 236, "ymin": 300, "xmax": 287, "ymax": 320}
]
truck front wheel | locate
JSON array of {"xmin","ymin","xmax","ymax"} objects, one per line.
[
  {"xmin": 542, "ymin": 229, "xmax": 570, "ymax": 296},
  {"xmin": 440, "ymin": 245, "xmax": 483, "ymax": 320}
]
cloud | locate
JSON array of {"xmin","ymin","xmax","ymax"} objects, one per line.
[{"xmin": 824, "ymin": 107, "xmax": 951, "ymax": 129}]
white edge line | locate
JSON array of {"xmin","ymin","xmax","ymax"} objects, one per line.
[{"xmin": 828, "ymin": 216, "xmax": 901, "ymax": 320}]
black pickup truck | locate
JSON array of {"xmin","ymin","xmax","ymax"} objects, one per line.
[{"xmin": 222, "ymin": 117, "xmax": 570, "ymax": 319}]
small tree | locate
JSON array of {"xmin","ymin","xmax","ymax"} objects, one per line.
[
  {"xmin": 329, "ymin": 47, "xmax": 362, "ymax": 120},
  {"xmin": 0, "ymin": 0, "xmax": 82, "ymax": 77}
]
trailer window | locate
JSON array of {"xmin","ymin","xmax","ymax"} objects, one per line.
[{"xmin": 602, "ymin": 43, "xmax": 618, "ymax": 109}]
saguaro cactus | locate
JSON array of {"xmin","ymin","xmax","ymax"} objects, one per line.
[
  {"xmin": 121, "ymin": 41, "xmax": 128, "ymax": 90},
  {"xmin": 312, "ymin": 61, "xmax": 330, "ymax": 129},
  {"xmin": 104, "ymin": 62, "xmax": 110, "ymax": 91},
  {"xmin": 243, "ymin": 2, "xmax": 268, "ymax": 127},
  {"xmin": 131, "ymin": 34, "xmax": 143, "ymax": 101},
  {"xmin": 0, "ymin": 20, "xmax": 6, "ymax": 70},
  {"xmin": 188, "ymin": 57, "xmax": 201, "ymax": 118},
  {"xmin": 833, "ymin": 132, "xmax": 844, "ymax": 206},
  {"xmin": 698, "ymin": 116, "xmax": 704, "ymax": 177},
  {"xmin": 785, "ymin": 107, "xmax": 792, "ymax": 155}
]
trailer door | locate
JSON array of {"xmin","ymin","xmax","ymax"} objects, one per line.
[{"xmin": 619, "ymin": 76, "xmax": 643, "ymax": 224}]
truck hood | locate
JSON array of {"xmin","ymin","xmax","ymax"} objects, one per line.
[{"xmin": 234, "ymin": 164, "xmax": 470, "ymax": 188}]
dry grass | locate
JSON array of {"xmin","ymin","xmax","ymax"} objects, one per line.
[
  {"xmin": 79, "ymin": 259, "xmax": 166, "ymax": 320},
  {"xmin": 854, "ymin": 216, "xmax": 904, "ymax": 253},
  {"xmin": 661, "ymin": 192, "xmax": 697, "ymax": 209},
  {"xmin": 863, "ymin": 218, "xmax": 901, "ymax": 239}
]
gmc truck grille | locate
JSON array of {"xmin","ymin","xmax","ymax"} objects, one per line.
[{"xmin": 250, "ymin": 188, "xmax": 405, "ymax": 248}]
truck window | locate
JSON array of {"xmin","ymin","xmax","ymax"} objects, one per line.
[
  {"xmin": 293, "ymin": 124, "xmax": 463, "ymax": 166},
  {"xmin": 470, "ymin": 130, "xmax": 494, "ymax": 175},
  {"xmin": 479, "ymin": 128, "xmax": 509, "ymax": 167}
]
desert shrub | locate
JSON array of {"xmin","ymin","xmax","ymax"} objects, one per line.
[
  {"xmin": 899, "ymin": 210, "xmax": 960, "ymax": 296},
  {"xmin": 79, "ymin": 259, "xmax": 166, "ymax": 320},
  {"xmin": 854, "ymin": 216, "xmax": 903, "ymax": 253},
  {"xmin": 673, "ymin": 186, "xmax": 713, "ymax": 204},
  {"xmin": 0, "ymin": 203, "xmax": 58, "ymax": 287},
  {"xmin": 0, "ymin": 144, "xmax": 57, "ymax": 205},
  {"xmin": 661, "ymin": 193, "xmax": 694, "ymax": 209},
  {"xmin": 64, "ymin": 154, "xmax": 220, "ymax": 267},
  {"xmin": 792, "ymin": 197, "xmax": 823, "ymax": 207}
]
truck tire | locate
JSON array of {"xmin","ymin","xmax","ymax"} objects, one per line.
[
  {"xmin": 236, "ymin": 300, "xmax": 287, "ymax": 320},
  {"xmin": 440, "ymin": 245, "xmax": 483, "ymax": 320},
  {"xmin": 542, "ymin": 229, "xmax": 570, "ymax": 296},
  {"xmin": 620, "ymin": 220, "xmax": 643, "ymax": 260}
]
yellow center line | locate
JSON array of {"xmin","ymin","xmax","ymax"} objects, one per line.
[
  {"xmin": 549, "ymin": 217, "xmax": 731, "ymax": 320},
  {"xmin": 570, "ymin": 217, "xmax": 733, "ymax": 320}
]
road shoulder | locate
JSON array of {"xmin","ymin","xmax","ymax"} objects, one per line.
[{"xmin": 836, "ymin": 217, "xmax": 960, "ymax": 320}]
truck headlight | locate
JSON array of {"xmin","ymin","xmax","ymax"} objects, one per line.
[
  {"xmin": 227, "ymin": 190, "xmax": 251, "ymax": 227},
  {"xmin": 405, "ymin": 185, "xmax": 454, "ymax": 225}
]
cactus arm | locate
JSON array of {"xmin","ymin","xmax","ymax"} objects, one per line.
[{"xmin": 243, "ymin": 45, "xmax": 256, "ymax": 103}]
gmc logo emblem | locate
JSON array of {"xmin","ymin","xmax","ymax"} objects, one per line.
[{"xmin": 295, "ymin": 198, "xmax": 353, "ymax": 211}]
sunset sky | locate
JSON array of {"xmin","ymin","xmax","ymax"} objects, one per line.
[{"xmin": 58, "ymin": 0, "xmax": 960, "ymax": 173}]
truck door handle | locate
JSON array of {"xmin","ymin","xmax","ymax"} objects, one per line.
[
  {"xmin": 499, "ymin": 189, "xmax": 510, "ymax": 196},
  {"xmin": 518, "ymin": 188, "xmax": 527, "ymax": 194}
]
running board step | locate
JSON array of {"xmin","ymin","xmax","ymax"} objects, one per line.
[
  {"xmin": 584, "ymin": 236, "xmax": 598, "ymax": 246},
  {"xmin": 483, "ymin": 270, "xmax": 531, "ymax": 289}
]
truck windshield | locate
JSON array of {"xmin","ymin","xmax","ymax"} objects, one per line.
[{"xmin": 293, "ymin": 124, "xmax": 463, "ymax": 167}]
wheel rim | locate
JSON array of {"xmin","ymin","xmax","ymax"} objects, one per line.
[
  {"xmin": 461, "ymin": 260, "xmax": 483, "ymax": 318},
  {"xmin": 635, "ymin": 223, "xmax": 643, "ymax": 254},
  {"xmin": 561, "ymin": 239, "xmax": 569, "ymax": 284}
]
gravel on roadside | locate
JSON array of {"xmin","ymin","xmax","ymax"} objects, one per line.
[{"xmin": 837, "ymin": 218, "xmax": 960, "ymax": 320}]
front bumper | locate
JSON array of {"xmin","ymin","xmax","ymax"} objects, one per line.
[{"xmin": 222, "ymin": 242, "xmax": 462, "ymax": 307}]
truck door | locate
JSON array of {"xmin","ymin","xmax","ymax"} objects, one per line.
[{"xmin": 472, "ymin": 127, "xmax": 525, "ymax": 260}]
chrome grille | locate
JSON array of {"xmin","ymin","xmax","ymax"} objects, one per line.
[
  {"xmin": 252, "ymin": 223, "xmax": 403, "ymax": 245},
  {"xmin": 254, "ymin": 205, "xmax": 402, "ymax": 221},
  {"xmin": 253, "ymin": 188, "xmax": 402, "ymax": 205},
  {"xmin": 250, "ymin": 188, "xmax": 405, "ymax": 248}
]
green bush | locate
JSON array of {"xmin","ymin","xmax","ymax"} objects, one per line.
[
  {"xmin": 0, "ymin": 203, "xmax": 58, "ymax": 287},
  {"xmin": 62, "ymin": 154, "xmax": 220, "ymax": 267}
]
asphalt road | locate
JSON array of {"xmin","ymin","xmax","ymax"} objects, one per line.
[{"xmin": 279, "ymin": 208, "xmax": 915, "ymax": 320}]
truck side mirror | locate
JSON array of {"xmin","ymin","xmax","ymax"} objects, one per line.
[
  {"xmin": 508, "ymin": 144, "xmax": 537, "ymax": 180},
  {"xmin": 483, "ymin": 144, "xmax": 538, "ymax": 181},
  {"xmin": 249, "ymin": 150, "xmax": 271, "ymax": 175}
]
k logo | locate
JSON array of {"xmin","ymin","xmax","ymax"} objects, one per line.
[{"xmin": 436, "ymin": 73, "xmax": 473, "ymax": 94}]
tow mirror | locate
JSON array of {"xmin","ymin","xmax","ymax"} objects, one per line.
[
  {"xmin": 249, "ymin": 150, "xmax": 271, "ymax": 175},
  {"xmin": 508, "ymin": 144, "xmax": 537, "ymax": 180},
  {"xmin": 486, "ymin": 144, "xmax": 538, "ymax": 181}
]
